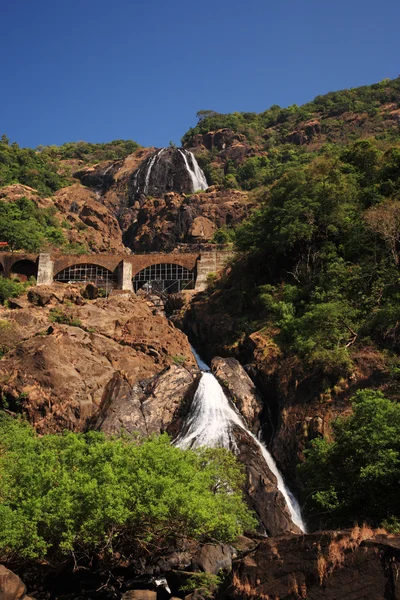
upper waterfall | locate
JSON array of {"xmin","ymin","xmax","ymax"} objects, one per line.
[{"xmin": 132, "ymin": 147, "xmax": 208, "ymax": 199}]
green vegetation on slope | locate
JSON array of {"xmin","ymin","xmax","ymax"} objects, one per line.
[
  {"xmin": 183, "ymin": 77, "xmax": 400, "ymax": 149},
  {"xmin": 0, "ymin": 196, "xmax": 65, "ymax": 251},
  {"xmin": 0, "ymin": 417, "xmax": 255, "ymax": 566},
  {"xmin": 40, "ymin": 138, "xmax": 140, "ymax": 164},
  {"xmin": 183, "ymin": 77, "xmax": 400, "ymax": 190},
  {"xmin": 299, "ymin": 389, "xmax": 400, "ymax": 529},
  {"xmin": 0, "ymin": 135, "xmax": 140, "ymax": 196},
  {"xmin": 196, "ymin": 139, "xmax": 400, "ymax": 380},
  {"xmin": 0, "ymin": 135, "xmax": 70, "ymax": 195}
]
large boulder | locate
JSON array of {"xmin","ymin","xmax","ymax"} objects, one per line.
[
  {"xmin": 0, "ymin": 293, "xmax": 196, "ymax": 433},
  {"xmin": 94, "ymin": 364, "xmax": 198, "ymax": 437},
  {"xmin": 233, "ymin": 425, "xmax": 302, "ymax": 536},
  {"xmin": 0, "ymin": 566, "xmax": 27, "ymax": 600},
  {"xmin": 191, "ymin": 544, "xmax": 233, "ymax": 575}
]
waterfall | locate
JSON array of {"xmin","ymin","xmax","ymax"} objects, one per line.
[
  {"xmin": 144, "ymin": 149, "xmax": 165, "ymax": 195},
  {"xmin": 176, "ymin": 350, "xmax": 306, "ymax": 533},
  {"xmin": 178, "ymin": 149, "xmax": 208, "ymax": 192}
]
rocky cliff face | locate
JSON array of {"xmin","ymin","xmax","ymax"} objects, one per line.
[
  {"xmin": 177, "ymin": 290, "xmax": 392, "ymax": 489},
  {"xmin": 0, "ymin": 286, "xmax": 196, "ymax": 433}
]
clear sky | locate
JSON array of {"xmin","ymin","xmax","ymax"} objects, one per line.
[{"xmin": 1, "ymin": 0, "xmax": 399, "ymax": 149}]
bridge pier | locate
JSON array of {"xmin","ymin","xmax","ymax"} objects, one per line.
[
  {"xmin": 37, "ymin": 253, "xmax": 54, "ymax": 286},
  {"xmin": 118, "ymin": 260, "xmax": 133, "ymax": 292},
  {"xmin": 195, "ymin": 250, "xmax": 233, "ymax": 291}
]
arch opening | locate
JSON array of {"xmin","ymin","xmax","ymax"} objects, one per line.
[
  {"xmin": 0, "ymin": 263, "xmax": 4, "ymax": 277},
  {"xmin": 133, "ymin": 263, "xmax": 195, "ymax": 294},
  {"xmin": 54, "ymin": 264, "xmax": 117, "ymax": 291},
  {"xmin": 10, "ymin": 259, "xmax": 37, "ymax": 282}
]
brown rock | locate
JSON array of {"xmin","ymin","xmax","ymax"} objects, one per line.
[
  {"xmin": 0, "ymin": 293, "xmax": 196, "ymax": 432},
  {"xmin": 191, "ymin": 544, "xmax": 232, "ymax": 575},
  {"xmin": 94, "ymin": 364, "xmax": 197, "ymax": 437},
  {"xmin": 226, "ymin": 530, "xmax": 400, "ymax": 600},
  {"xmin": 188, "ymin": 217, "xmax": 216, "ymax": 241},
  {"xmin": 0, "ymin": 565, "xmax": 26, "ymax": 600},
  {"xmin": 234, "ymin": 426, "xmax": 301, "ymax": 536},
  {"xmin": 122, "ymin": 591, "xmax": 157, "ymax": 600}
]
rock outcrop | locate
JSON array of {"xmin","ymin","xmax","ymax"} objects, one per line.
[
  {"xmin": 94, "ymin": 364, "xmax": 198, "ymax": 438},
  {"xmin": 211, "ymin": 357, "xmax": 263, "ymax": 433},
  {"xmin": 124, "ymin": 188, "xmax": 252, "ymax": 252},
  {"xmin": 0, "ymin": 288, "xmax": 196, "ymax": 433},
  {"xmin": 233, "ymin": 425, "xmax": 302, "ymax": 536},
  {"xmin": 226, "ymin": 529, "xmax": 400, "ymax": 600}
]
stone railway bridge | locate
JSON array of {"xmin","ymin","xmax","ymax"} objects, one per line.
[{"xmin": 0, "ymin": 249, "xmax": 232, "ymax": 293}]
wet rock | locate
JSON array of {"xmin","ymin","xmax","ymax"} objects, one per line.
[
  {"xmin": 191, "ymin": 544, "xmax": 232, "ymax": 575},
  {"xmin": 233, "ymin": 425, "xmax": 301, "ymax": 536},
  {"xmin": 211, "ymin": 357, "xmax": 263, "ymax": 433},
  {"xmin": 130, "ymin": 148, "xmax": 203, "ymax": 199}
]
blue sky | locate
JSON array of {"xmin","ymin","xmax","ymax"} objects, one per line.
[{"xmin": 1, "ymin": 0, "xmax": 399, "ymax": 149}]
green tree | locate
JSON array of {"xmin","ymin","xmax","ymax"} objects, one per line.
[
  {"xmin": 0, "ymin": 418, "xmax": 256, "ymax": 566},
  {"xmin": 299, "ymin": 390, "xmax": 400, "ymax": 528}
]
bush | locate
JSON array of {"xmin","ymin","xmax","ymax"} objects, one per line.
[
  {"xmin": 0, "ymin": 418, "xmax": 256, "ymax": 566},
  {"xmin": 0, "ymin": 277, "xmax": 28, "ymax": 304},
  {"xmin": 49, "ymin": 308, "xmax": 82, "ymax": 327},
  {"xmin": 299, "ymin": 389, "xmax": 400, "ymax": 528}
]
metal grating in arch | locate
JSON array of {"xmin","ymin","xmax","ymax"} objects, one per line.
[
  {"xmin": 133, "ymin": 263, "xmax": 195, "ymax": 294},
  {"xmin": 54, "ymin": 264, "xmax": 117, "ymax": 290}
]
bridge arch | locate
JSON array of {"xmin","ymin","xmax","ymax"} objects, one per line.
[
  {"xmin": 10, "ymin": 259, "xmax": 38, "ymax": 281},
  {"xmin": 54, "ymin": 263, "xmax": 118, "ymax": 290},
  {"xmin": 133, "ymin": 262, "xmax": 196, "ymax": 294}
]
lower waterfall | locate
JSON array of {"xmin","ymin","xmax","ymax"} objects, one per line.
[{"xmin": 176, "ymin": 351, "xmax": 306, "ymax": 533}]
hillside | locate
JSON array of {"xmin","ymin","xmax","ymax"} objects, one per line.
[
  {"xmin": 1, "ymin": 77, "xmax": 399, "ymax": 257},
  {"xmin": 0, "ymin": 77, "xmax": 400, "ymax": 598}
]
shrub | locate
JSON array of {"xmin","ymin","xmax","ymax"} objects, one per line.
[
  {"xmin": 0, "ymin": 418, "xmax": 256, "ymax": 566},
  {"xmin": 180, "ymin": 573, "xmax": 223, "ymax": 599},
  {"xmin": 49, "ymin": 308, "xmax": 82, "ymax": 327},
  {"xmin": 0, "ymin": 278, "xmax": 28, "ymax": 304}
]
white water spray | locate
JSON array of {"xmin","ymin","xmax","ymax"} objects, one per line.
[
  {"xmin": 176, "ymin": 351, "xmax": 306, "ymax": 532},
  {"xmin": 144, "ymin": 149, "xmax": 165, "ymax": 195},
  {"xmin": 178, "ymin": 149, "xmax": 208, "ymax": 192}
]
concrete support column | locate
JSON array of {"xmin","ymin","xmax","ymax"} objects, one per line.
[
  {"xmin": 37, "ymin": 253, "xmax": 54, "ymax": 286},
  {"xmin": 195, "ymin": 251, "xmax": 217, "ymax": 291},
  {"xmin": 195, "ymin": 250, "xmax": 234, "ymax": 291},
  {"xmin": 118, "ymin": 260, "xmax": 134, "ymax": 292}
]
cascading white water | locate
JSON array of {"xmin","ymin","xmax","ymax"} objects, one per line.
[
  {"xmin": 178, "ymin": 149, "xmax": 208, "ymax": 192},
  {"xmin": 176, "ymin": 352, "xmax": 306, "ymax": 532},
  {"xmin": 144, "ymin": 149, "xmax": 165, "ymax": 195}
]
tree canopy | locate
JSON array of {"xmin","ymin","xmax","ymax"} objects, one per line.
[
  {"xmin": 0, "ymin": 417, "xmax": 256, "ymax": 566},
  {"xmin": 298, "ymin": 390, "xmax": 400, "ymax": 529}
]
